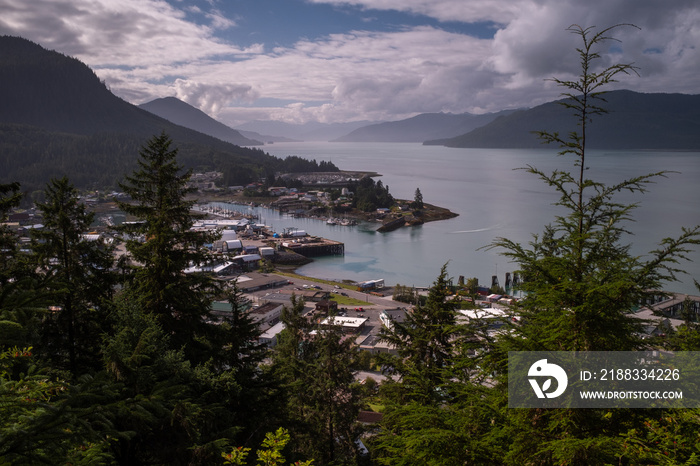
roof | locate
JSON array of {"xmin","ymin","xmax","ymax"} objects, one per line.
[
  {"xmin": 232, "ymin": 253, "xmax": 261, "ymax": 262},
  {"xmin": 213, "ymin": 261, "xmax": 234, "ymax": 273},
  {"xmin": 320, "ymin": 316, "xmax": 368, "ymax": 328},
  {"xmin": 260, "ymin": 322, "xmax": 285, "ymax": 339},
  {"xmin": 357, "ymin": 411, "xmax": 383, "ymax": 424},
  {"xmin": 459, "ymin": 308, "xmax": 509, "ymax": 319},
  {"xmin": 250, "ymin": 302, "xmax": 283, "ymax": 315},
  {"xmin": 381, "ymin": 309, "xmax": 407, "ymax": 322},
  {"xmin": 234, "ymin": 272, "xmax": 289, "ymax": 291}
]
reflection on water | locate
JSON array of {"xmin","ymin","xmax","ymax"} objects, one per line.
[{"xmin": 210, "ymin": 143, "xmax": 700, "ymax": 293}]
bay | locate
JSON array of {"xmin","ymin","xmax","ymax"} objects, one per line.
[{"xmin": 230, "ymin": 142, "xmax": 700, "ymax": 294}]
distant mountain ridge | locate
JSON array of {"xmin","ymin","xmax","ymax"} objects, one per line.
[
  {"xmin": 333, "ymin": 110, "xmax": 517, "ymax": 143},
  {"xmin": 139, "ymin": 97, "xmax": 263, "ymax": 146},
  {"xmin": 237, "ymin": 120, "xmax": 376, "ymax": 142},
  {"xmin": 426, "ymin": 90, "xmax": 700, "ymax": 150},
  {"xmin": 0, "ymin": 36, "xmax": 313, "ymax": 192}
]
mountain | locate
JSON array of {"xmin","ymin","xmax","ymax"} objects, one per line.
[
  {"xmin": 237, "ymin": 120, "xmax": 376, "ymax": 141},
  {"xmin": 426, "ymin": 90, "xmax": 700, "ymax": 150},
  {"xmin": 0, "ymin": 36, "xmax": 308, "ymax": 192},
  {"xmin": 333, "ymin": 111, "xmax": 516, "ymax": 143},
  {"xmin": 237, "ymin": 129, "xmax": 300, "ymax": 144},
  {"xmin": 139, "ymin": 97, "xmax": 263, "ymax": 146}
]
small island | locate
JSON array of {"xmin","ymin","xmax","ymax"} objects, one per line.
[{"xmin": 192, "ymin": 170, "xmax": 458, "ymax": 232}]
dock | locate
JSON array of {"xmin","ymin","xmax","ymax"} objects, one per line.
[{"xmin": 275, "ymin": 236, "xmax": 344, "ymax": 257}]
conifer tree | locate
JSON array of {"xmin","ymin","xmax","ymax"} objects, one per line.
[
  {"xmin": 116, "ymin": 132, "xmax": 219, "ymax": 361},
  {"xmin": 485, "ymin": 24, "xmax": 700, "ymax": 465},
  {"xmin": 491, "ymin": 24, "xmax": 700, "ymax": 353},
  {"xmin": 0, "ymin": 181, "xmax": 38, "ymax": 349},
  {"xmin": 272, "ymin": 295, "xmax": 362, "ymax": 464},
  {"xmin": 379, "ymin": 264, "xmax": 458, "ymax": 398},
  {"xmin": 413, "ymin": 187, "xmax": 423, "ymax": 209},
  {"xmin": 32, "ymin": 176, "xmax": 114, "ymax": 376},
  {"xmin": 372, "ymin": 264, "xmax": 500, "ymax": 464}
]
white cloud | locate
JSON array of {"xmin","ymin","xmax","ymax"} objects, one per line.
[
  {"xmin": 174, "ymin": 80, "xmax": 258, "ymax": 116},
  {"xmin": 1, "ymin": 0, "xmax": 699, "ymax": 125}
]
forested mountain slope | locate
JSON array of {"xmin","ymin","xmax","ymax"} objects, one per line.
[
  {"xmin": 0, "ymin": 36, "xmax": 316, "ymax": 192},
  {"xmin": 426, "ymin": 90, "xmax": 700, "ymax": 150}
]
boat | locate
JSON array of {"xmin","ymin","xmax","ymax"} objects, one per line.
[{"xmin": 326, "ymin": 218, "xmax": 338, "ymax": 225}]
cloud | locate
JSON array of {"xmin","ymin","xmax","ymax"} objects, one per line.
[
  {"xmin": 0, "ymin": 0, "xmax": 249, "ymax": 67},
  {"xmin": 173, "ymin": 80, "xmax": 259, "ymax": 115},
  {"xmin": 1, "ymin": 0, "xmax": 699, "ymax": 125}
]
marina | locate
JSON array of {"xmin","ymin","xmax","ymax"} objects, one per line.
[{"xmin": 189, "ymin": 143, "xmax": 700, "ymax": 294}]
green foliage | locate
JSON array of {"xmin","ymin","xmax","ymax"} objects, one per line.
[
  {"xmin": 32, "ymin": 176, "xmax": 115, "ymax": 376},
  {"xmin": 272, "ymin": 296, "xmax": 363, "ymax": 464},
  {"xmin": 482, "ymin": 24, "xmax": 700, "ymax": 465},
  {"xmin": 0, "ymin": 347, "xmax": 117, "ymax": 464},
  {"xmin": 116, "ymin": 133, "xmax": 220, "ymax": 361},
  {"xmin": 412, "ymin": 187, "xmax": 424, "ymax": 209},
  {"xmin": 352, "ymin": 177, "xmax": 394, "ymax": 212},
  {"xmin": 621, "ymin": 411, "xmax": 700, "ymax": 465},
  {"xmin": 491, "ymin": 24, "xmax": 699, "ymax": 353},
  {"xmin": 102, "ymin": 295, "xmax": 251, "ymax": 464},
  {"xmin": 223, "ymin": 428, "xmax": 314, "ymax": 466},
  {"xmin": 372, "ymin": 265, "xmax": 505, "ymax": 465},
  {"xmin": 392, "ymin": 284, "xmax": 421, "ymax": 305},
  {"xmin": 380, "ymin": 265, "xmax": 458, "ymax": 395},
  {"xmin": 0, "ymin": 181, "xmax": 48, "ymax": 353}
]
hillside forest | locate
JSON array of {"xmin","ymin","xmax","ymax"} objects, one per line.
[{"xmin": 2, "ymin": 25, "xmax": 700, "ymax": 466}]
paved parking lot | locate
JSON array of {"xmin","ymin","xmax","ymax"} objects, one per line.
[{"xmin": 244, "ymin": 273, "xmax": 403, "ymax": 338}]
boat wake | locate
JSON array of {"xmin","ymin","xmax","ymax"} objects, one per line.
[{"xmin": 449, "ymin": 224, "xmax": 502, "ymax": 234}]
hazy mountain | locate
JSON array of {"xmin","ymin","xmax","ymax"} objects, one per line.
[
  {"xmin": 333, "ymin": 111, "xmax": 516, "ymax": 143},
  {"xmin": 237, "ymin": 130, "xmax": 300, "ymax": 144},
  {"xmin": 139, "ymin": 97, "xmax": 263, "ymax": 146},
  {"xmin": 0, "ymin": 36, "xmax": 322, "ymax": 191},
  {"xmin": 237, "ymin": 120, "xmax": 376, "ymax": 141},
  {"xmin": 426, "ymin": 90, "xmax": 700, "ymax": 150}
]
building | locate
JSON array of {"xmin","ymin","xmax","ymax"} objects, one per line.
[
  {"xmin": 643, "ymin": 292, "xmax": 700, "ymax": 321},
  {"xmin": 259, "ymin": 321, "xmax": 285, "ymax": 347},
  {"xmin": 319, "ymin": 316, "xmax": 368, "ymax": 334},
  {"xmin": 297, "ymin": 290, "xmax": 331, "ymax": 302},
  {"xmin": 248, "ymin": 302, "xmax": 284, "ymax": 326},
  {"xmin": 358, "ymin": 334, "xmax": 397, "ymax": 354},
  {"xmin": 234, "ymin": 272, "xmax": 289, "ymax": 292},
  {"xmin": 379, "ymin": 308, "xmax": 407, "ymax": 331},
  {"xmin": 315, "ymin": 299, "xmax": 338, "ymax": 315}
]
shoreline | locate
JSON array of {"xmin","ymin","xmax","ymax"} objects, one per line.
[{"xmin": 191, "ymin": 193, "xmax": 459, "ymax": 231}]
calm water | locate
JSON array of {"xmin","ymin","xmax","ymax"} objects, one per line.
[{"xmin": 228, "ymin": 142, "xmax": 700, "ymax": 294}]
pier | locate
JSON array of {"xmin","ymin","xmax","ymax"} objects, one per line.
[{"xmin": 276, "ymin": 237, "xmax": 345, "ymax": 257}]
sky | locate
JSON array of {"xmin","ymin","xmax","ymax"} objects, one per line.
[{"xmin": 1, "ymin": 0, "xmax": 699, "ymax": 127}]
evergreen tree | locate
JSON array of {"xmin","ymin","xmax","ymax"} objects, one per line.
[
  {"xmin": 272, "ymin": 295, "xmax": 362, "ymax": 464},
  {"xmin": 0, "ymin": 348, "xmax": 117, "ymax": 464},
  {"xmin": 115, "ymin": 132, "xmax": 219, "ymax": 361},
  {"xmin": 209, "ymin": 282, "xmax": 279, "ymax": 445},
  {"xmin": 31, "ymin": 176, "xmax": 114, "ymax": 376},
  {"xmin": 490, "ymin": 24, "xmax": 700, "ymax": 354},
  {"xmin": 0, "ymin": 181, "xmax": 42, "ymax": 350},
  {"xmin": 484, "ymin": 24, "xmax": 700, "ymax": 465},
  {"xmin": 379, "ymin": 264, "xmax": 458, "ymax": 397},
  {"xmin": 372, "ymin": 265, "xmax": 500, "ymax": 465},
  {"xmin": 413, "ymin": 188, "xmax": 424, "ymax": 209}
]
